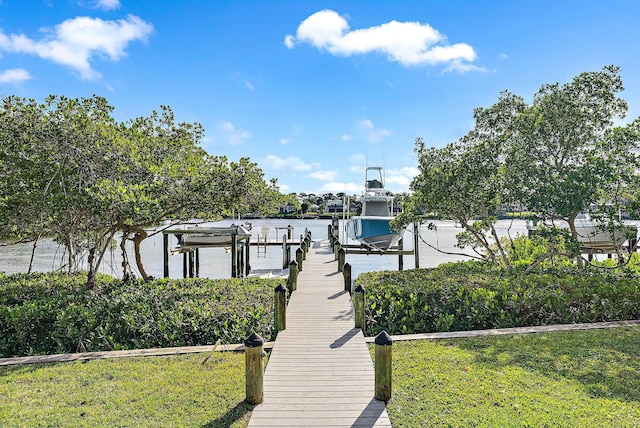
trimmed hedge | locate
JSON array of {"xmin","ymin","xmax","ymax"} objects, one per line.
[
  {"xmin": 0, "ymin": 272, "xmax": 281, "ymax": 358},
  {"xmin": 356, "ymin": 262, "xmax": 640, "ymax": 336}
]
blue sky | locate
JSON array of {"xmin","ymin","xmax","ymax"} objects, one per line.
[{"xmin": 2, "ymin": 1, "xmax": 640, "ymax": 195}]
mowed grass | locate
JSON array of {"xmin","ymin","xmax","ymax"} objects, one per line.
[
  {"xmin": 4, "ymin": 327, "xmax": 640, "ymax": 427},
  {"xmin": 385, "ymin": 327, "xmax": 640, "ymax": 427},
  {"xmin": 0, "ymin": 352, "xmax": 253, "ymax": 427}
]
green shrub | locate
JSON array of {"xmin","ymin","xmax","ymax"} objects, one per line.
[
  {"xmin": 356, "ymin": 261, "xmax": 640, "ymax": 336},
  {"xmin": 0, "ymin": 273, "xmax": 280, "ymax": 357}
]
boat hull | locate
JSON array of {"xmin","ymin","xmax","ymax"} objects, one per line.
[
  {"xmin": 180, "ymin": 225, "xmax": 251, "ymax": 246},
  {"xmin": 347, "ymin": 216, "xmax": 402, "ymax": 251},
  {"xmin": 574, "ymin": 223, "xmax": 634, "ymax": 249}
]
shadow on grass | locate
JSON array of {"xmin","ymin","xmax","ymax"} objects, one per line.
[
  {"xmin": 456, "ymin": 326, "xmax": 640, "ymax": 403},
  {"xmin": 201, "ymin": 400, "xmax": 253, "ymax": 428}
]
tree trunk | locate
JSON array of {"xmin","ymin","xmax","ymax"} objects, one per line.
[
  {"xmin": 27, "ymin": 234, "xmax": 41, "ymax": 275},
  {"xmin": 567, "ymin": 212, "xmax": 584, "ymax": 268},
  {"xmin": 120, "ymin": 231, "xmax": 135, "ymax": 282},
  {"xmin": 132, "ymin": 227, "xmax": 151, "ymax": 281},
  {"xmin": 86, "ymin": 247, "xmax": 97, "ymax": 290}
]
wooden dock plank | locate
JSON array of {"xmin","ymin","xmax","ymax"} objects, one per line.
[{"xmin": 248, "ymin": 239, "xmax": 391, "ymax": 427}]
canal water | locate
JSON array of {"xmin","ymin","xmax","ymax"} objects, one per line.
[{"xmin": 0, "ymin": 219, "xmax": 532, "ymax": 280}]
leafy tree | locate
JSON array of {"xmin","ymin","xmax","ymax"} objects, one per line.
[
  {"xmin": 0, "ymin": 96, "xmax": 286, "ymax": 286},
  {"xmin": 404, "ymin": 66, "xmax": 640, "ymax": 269},
  {"xmin": 403, "ymin": 92, "xmax": 525, "ymax": 267},
  {"xmin": 0, "ymin": 95, "xmax": 117, "ymax": 276},
  {"xmin": 504, "ymin": 65, "xmax": 640, "ymax": 266}
]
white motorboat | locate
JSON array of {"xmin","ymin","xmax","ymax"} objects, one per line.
[
  {"xmin": 346, "ymin": 167, "xmax": 402, "ymax": 251},
  {"xmin": 573, "ymin": 213, "xmax": 635, "ymax": 249},
  {"xmin": 528, "ymin": 213, "xmax": 637, "ymax": 249},
  {"xmin": 180, "ymin": 224, "xmax": 252, "ymax": 246}
]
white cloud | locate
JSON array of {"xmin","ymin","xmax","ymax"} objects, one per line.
[
  {"xmin": 320, "ymin": 182, "xmax": 361, "ymax": 193},
  {"xmin": 244, "ymin": 80, "xmax": 254, "ymax": 91},
  {"xmin": 349, "ymin": 153, "xmax": 366, "ymax": 163},
  {"xmin": 0, "ymin": 15, "xmax": 152, "ymax": 80},
  {"xmin": 341, "ymin": 133, "xmax": 352, "ymax": 141},
  {"xmin": 309, "ymin": 170, "xmax": 338, "ymax": 181},
  {"xmin": 262, "ymin": 155, "xmax": 316, "ymax": 171},
  {"xmin": 285, "ymin": 9, "xmax": 479, "ymax": 72},
  {"xmin": 385, "ymin": 166, "xmax": 419, "ymax": 188},
  {"xmin": 0, "ymin": 68, "xmax": 31, "ymax": 83},
  {"xmin": 284, "ymin": 34, "xmax": 295, "ymax": 49},
  {"xmin": 217, "ymin": 121, "xmax": 251, "ymax": 146},
  {"xmin": 93, "ymin": 0, "xmax": 120, "ymax": 10},
  {"xmin": 359, "ymin": 119, "xmax": 391, "ymax": 143}
]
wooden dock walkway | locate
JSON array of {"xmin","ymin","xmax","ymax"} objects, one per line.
[{"xmin": 248, "ymin": 239, "xmax": 392, "ymax": 427}]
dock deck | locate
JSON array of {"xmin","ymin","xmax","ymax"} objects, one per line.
[{"xmin": 248, "ymin": 239, "xmax": 391, "ymax": 427}]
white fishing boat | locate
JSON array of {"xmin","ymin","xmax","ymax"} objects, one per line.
[
  {"xmin": 527, "ymin": 213, "xmax": 637, "ymax": 249},
  {"xmin": 180, "ymin": 224, "xmax": 252, "ymax": 246},
  {"xmin": 346, "ymin": 167, "xmax": 402, "ymax": 251},
  {"xmin": 573, "ymin": 213, "xmax": 635, "ymax": 249}
]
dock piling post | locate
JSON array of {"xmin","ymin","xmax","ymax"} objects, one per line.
[
  {"xmin": 413, "ymin": 221, "xmax": 420, "ymax": 269},
  {"xmin": 231, "ymin": 232, "xmax": 238, "ymax": 278},
  {"xmin": 282, "ymin": 236, "xmax": 289, "ymax": 269},
  {"xmin": 182, "ymin": 252, "xmax": 188, "ymax": 278},
  {"xmin": 343, "ymin": 262, "xmax": 352, "ymax": 294},
  {"xmin": 374, "ymin": 331, "xmax": 393, "ymax": 402},
  {"xmin": 338, "ymin": 247, "xmax": 345, "ymax": 272},
  {"xmin": 274, "ymin": 284, "xmax": 287, "ymax": 334},
  {"xmin": 354, "ymin": 284, "xmax": 365, "ymax": 332},
  {"xmin": 195, "ymin": 248, "xmax": 200, "ymax": 277},
  {"xmin": 287, "ymin": 260, "xmax": 298, "ymax": 292},
  {"xmin": 328, "ymin": 224, "xmax": 333, "ymax": 240},
  {"xmin": 163, "ymin": 233, "xmax": 169, "ymax": 278},
  {"xmin": 301, "ymin": 241, "xmax": 307, "ymax": 260},
  {"xmin": 296, "ymin": 248, "xmax": 303, "ymax": 272},
  {"xmin": 244, "ymin": 333, "xmax": 264, "ymax": 405}
]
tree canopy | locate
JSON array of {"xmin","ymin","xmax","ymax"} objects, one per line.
[
  {"xmin": 0, "ymin": 95, "xmax": 285, "ymax": 286},
  {"xmin": 405, "ymin": 65, "xmax": 640, "ymax": 269}
]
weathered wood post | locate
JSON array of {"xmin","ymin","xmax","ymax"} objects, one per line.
[
  {"xmin": 338, "ymin": 247, "xmax": 346, "ymax": 272},
  {"xmin": 182, "ymin": 252, "xmax": 188, "ymax": 278},
  {"xmin": 163, "ymin": 232, "xmax": 169, "ymax": 278},
  {"xmin": 343, "ymin": 262, "xmax": 352, "ymax": 294},
  {"xmin": 413, "ymin": 221, "xmax": 420, "ymax": 269},
  {"xmin": 301, "ymin": 240, "xmax": 307, "ymax": 260},
  {"xmin": 354, "ymin": 285, "xmax": 365, "ymax": 332},
  {"xmin": 287, "ymin": 260, "xmax": 298, "ymax": 292},
  {"xmin": 334, "ymin": 240, "xmax": 340, "ymax": 261},
  {"xmin": 282, "ymin": 236, "xmax": 288, "ymax": 269},
  {"xmin": 296, "ymin": 247, "xmax": 303, "ymax": 272},
  {"xmin": 244, "ymin": 332, "xmax": 264, "ymax": 405},
  {"xmin": 195, "ymin": 248, "xmax": 200, "ymax": 277},
  {"xmin": 328, "ymin": 224, "xmax": 333, "ymax": 240},
  {"xmin": 245, "ymin": 239, "xmax": 251, "ymax": 276},
  {"xmin": 274, "ymin": 284, "xmax": 287, "ymax": 334},
  {"xmin": 231, "ymin": 231, "xmax": 238, "ymax": 278},
  {"xmin": 374, "ymin": 331, "xmax": 393, "ymax": 402}
]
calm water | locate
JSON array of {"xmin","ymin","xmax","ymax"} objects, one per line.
[{"xmin": 0, "ymin": 219, "xmax": 533, "ymax": 280}]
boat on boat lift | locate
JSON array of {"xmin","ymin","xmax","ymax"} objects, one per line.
[
  {"xmin": 179, "ymin": 223, "xmax": 252, "ymax": 246},
  {"xmin": 346, "ymin": 166, "xmax": 402, "ymax": 251}
]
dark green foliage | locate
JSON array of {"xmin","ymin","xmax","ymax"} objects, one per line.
[
  {"xmin": 357, "ymin": 262, "xmax": 640, "ymax": 336},
  {"xmin": 0, "ymin": 272, "xmax": 278, "ymax": 357}
]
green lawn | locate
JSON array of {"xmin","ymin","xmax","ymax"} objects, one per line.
[
  {"xmin": 385, "ymin": 327, "xmax": 640, "ymax": 427},
  {"xmin": 3, "ymin": 327, "xmax": 640, "ymax": 427},
  {"xmin": 0, "ymin": 352, "xmax": 252, "ymax": 427}
]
